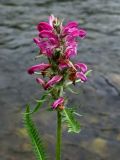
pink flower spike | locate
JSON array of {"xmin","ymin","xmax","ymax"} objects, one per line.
[
  {"xmin": 76, "ymin": 72, "xmax": 87, "ymax": 82},
  {"xmin": 36, "ymin": 78, "xmax": 46, "ymax": 88},
  {"xmin": 28, "ymin": 63, "xmax": 51, "ymax": 74},
  {"xmin": 37, "ymin": 22, "xmax": 53, "ymax": 32},
  {"xmin": 79, "ymin": 29, "xmax": 87, "ymax": 39},
  {"xmin": 74, "ymin": 63, "xmax": 87, "ymax": 73},
  {"xmin": 52, "ymin": 97, "xmax": 64, "ymax": 109},
  {"xmin": 45, "ymin": 75, "xmax": 62, "ymax": 89}
]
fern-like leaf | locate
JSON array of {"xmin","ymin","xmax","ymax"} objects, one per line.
[
  {"xmin": 62, "ymin": 108, "xmax": 81, "ymax": 133},
  {"xmin": 24, "ymin": 105, "xmax": 48, "ymax": 160}
]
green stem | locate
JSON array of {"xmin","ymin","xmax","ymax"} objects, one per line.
[{"xmin": 56, "ymin": 110, "xmax": 62, "ymax": 160}]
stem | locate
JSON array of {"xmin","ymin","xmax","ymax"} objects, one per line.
[{"xmin": 56, "ymin": 111, "xmax": 62, "ymax": 160}]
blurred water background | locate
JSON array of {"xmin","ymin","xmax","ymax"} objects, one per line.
[{"xmin": 0, "ymin": 0, "xmax": 120, "ymax": 160}]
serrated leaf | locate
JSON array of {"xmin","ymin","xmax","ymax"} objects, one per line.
[
  {"xmin": 62, "ymin": 108, "xmax": 81, "ymax": 133},
  {"xmin": 24, "ymin": 105, "xmax": 48, "ymax": 160},
  {"xmin": 66, "ymin": 108, "xmax": 83, "ymax": 117}
]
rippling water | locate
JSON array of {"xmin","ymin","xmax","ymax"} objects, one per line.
[{"xmin": 0, "ymin": 0, "xmax": 120, "ymax": 160}]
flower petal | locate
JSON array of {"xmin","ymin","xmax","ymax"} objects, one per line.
[
  {"xmin": 33, "ymin": 39, "xmax": 55, "ymax": 57},
  {"xmin": 36, "ymin": 78, "xmax": 45, "ymax": 88},
  {"xmin": 37, "ymin": 22, "xmax": 53, "ymax": 32},
  {"xmin": 76, "ymin": 72, "xmax": 87, "ymax": 82},
  {"xmin": 49, "ymin": 14, "xmax": 55, "ymax": 27},
  {"xmin": 79, "ymin": 29, "xmax": 87, "ymax": 38},
  {"xmin": 52, "ymin": 97, "xmax": 64, "ymax": 109},
  {"xmin": 65, "ymin": 44, "xmax": 77, "ymax": 58},
  {"xmin": 74, "ymin": 63, "xmax": 87, "ymax": 73},
  {"xmin": 64, "ymin": 21, "xmax": 78, "ymax": 29},
  {"xmin": 39, "ymin": 30, "xmax": 58, "ymax": 40},
  {"xmin": 59, "ymin": 63, "xmax": 68, "ymax": 70},
  {"xmin": 45, "ymin": 75, "xmax": 62, "ymax": 89},
  {"xmin": 28, "ymin": 63, "xmax": 51, "ymax": 74},
  {"xmin": 33, "ymin": 38, "xmax": 40, "ymax": 45}
]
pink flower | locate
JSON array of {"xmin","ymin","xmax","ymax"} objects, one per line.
[
  {"xmin": 45, "ymin": 75, "xmax": 62, "ymax": 89},
  {"xmin": 65, "ymin": 43, "xmax": 77, "ymax": 58},
  {"xmin": 36, "ymin": 78, "xmax": 46, "ymax": 88},
  {"xmin": 33, "ymin": 37, "xmax": 58, "ymax": 57},
  {"xmin": 63, "ymin": 21, "xmax": 86, "ymax": 38},
  {"xmin": 49, "ymin": 15, "xmax": 56, "ymax": 27},
  {"xmin": 59, "ymin": 62, "xmax": 68, "ymax": 70},
  {"xmin": 74, "ymin": 63, "xmax": 87, "ymax": 73},
  {"xmin": 37, "ymin": 22, "xmax": 53, "ymax": 32},
  {"xmin": 76, "ymin": 72, "xmax": 87, "ymax": 82},
  {"xmin": 34, "ymin": 26, "xmax": 59, "ymax": 57},
  {"xmin": 39, "ymin": 30, "xmax": 58, "ymax": 40},
  {"xmin": 36, "ymin": 75, "xmax": 62, "ymax": 90},
  {"xmin": 63, "ymin": 21, "xmax": 78, "ymax": 33},
  {"xmin": 59, "ymin": 59, "xmax": 77, "ymax": 70},
  {"xmin": 28, "ymin": 63, "xmax": 51, "ymax": 74},
  {"xmin": 74, "ymin": 62, "xmax": 87, "ymax": 82},
  {"xmin": 79, "ymin": 29, "xmax": 87, "ymax": 39},
  {"xmin": 52, "ymin": 97, "xmax": 64, "ymax": 109}
]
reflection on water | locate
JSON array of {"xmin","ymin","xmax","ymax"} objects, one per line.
[{"xmin": 0, "ymin": 0, "xmax": 120, "ymax": 159}]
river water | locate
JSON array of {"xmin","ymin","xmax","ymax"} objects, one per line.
[{"xmin": 0, "ymin": 0, "xmax": 120, "ymax": 160}]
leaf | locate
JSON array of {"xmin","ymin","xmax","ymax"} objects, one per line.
[
  {"xmin": 73, "ymin": 112, "xmax": 83, "ymax": 117},
  {"xmin": 24, "ymin": 105, "xmax": 48, "ymax": 160},
  {"xmin": 62, "ymin": 108, "xmax": 81, "ymax": 133},
  {"xmin": 66, "ymin": 107, "xmax": 83, "ymax": 117},
  {"xmin": 26, "ymin": 93, "xmax": 48, "ymax": 115},
  {"xmin": 85, "ymin": 70, "xmax": 92, "ymax": 77},
  {"xmin": 67, "ymin": 87, "xmax": 79, "ymax": 94}
]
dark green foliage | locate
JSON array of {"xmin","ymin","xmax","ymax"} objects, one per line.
[
  {"xmin": 24, "ymin": 105, "xmax": 48, "ymax": 160},
  {"xmin": 61, "ymin": 108, "xmax": 81, "ymax": 133}
]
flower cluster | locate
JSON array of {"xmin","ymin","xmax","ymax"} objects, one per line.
[{"xmin": 28, "ymin": 15, "xmax": 88, "ymax": 110}]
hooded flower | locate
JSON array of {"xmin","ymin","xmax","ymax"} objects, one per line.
[
  {"xmin": 76, "ymin": 72, "xmax": 87, "ymax": 82},
  {"xmin": 36, "ymin": 75, "xmax": 63, "ymax": 90},
  {"xmin": 37, "ymin": 22, "xmax": 53, "ymax": 32},
  {"xmin": 36, "ymin": 78, "xmax": 46, "ymax": 88},
  {"xmin": 65, "ymin": 43, "xmax": 77, "ymax": 58},
  {"xmin": 68, "ymin": 62, "xmax": 88, "ymax": 82},
  {"xmin": 74, "ymin": 63, "xmax": 87, "ymax": 82},
  {"xmin": 28, "ymin": 63, "xmax": 51, "ymax": 74},
  {"xmin": 74, "ymin": 63, "xmax": 87, "ymax": 73},
  {"xmin": 45, "ymin": 75, "xmax": 62, "ymax": 89},
  {"xmin": 52, "ymin": 97, "xmax": 64, "ymax": 109},
  {"xmin": 33, "ymin": 37, "xmax": 59, "ymax": 57},
  {"xmin": 63, "ymin": 21, "xmax": 86, "ymax": 38}
]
